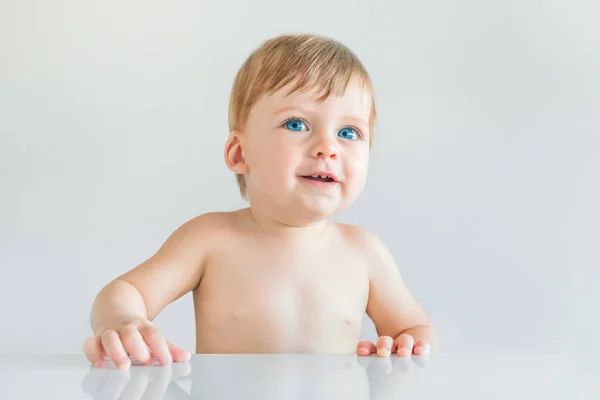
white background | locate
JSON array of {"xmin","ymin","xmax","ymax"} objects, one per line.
[{"xmin": 1, "ymin": 0, "xmax": 598, "ymax": 367}]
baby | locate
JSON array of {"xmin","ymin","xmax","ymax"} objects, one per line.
[{"xmin": 83, "ymin": 34, "xmax": 439, "ymax": 369}]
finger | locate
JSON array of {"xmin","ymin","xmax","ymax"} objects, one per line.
[
  {"xmin": 83, "ymin": 336, "xmax": 106, "ymax": 368},
  {"xmin": 101, "ymin": 329, "xmax": 131, "ymax": 369},
  {"xmin": 376, "ymin": 336, "xmax": 394, "ymax": 357},
  {"xmin": 390, "ymin": 338, "xmax": 398, "ymax": 354},
  {"xmin": 119, "ymin": 324, "xmax": 152, "ymax": 365},
  {"xmin": 395, "ymin": 334, "xmax": 415, "ymax": 358},
  {"xmin": 166, "ymin": 339, "xmax": 191, "ymax": 362},
  {"xmin": 139, "ymin": 325, "xmax": 172, "ymax": 366},
  {"xmin": 356, "ymin": 340, "xmax": 377, "ymax": 356},
  {"xmin": 413, "ymin": 339, "xmax": 430, "ymax": 356}
]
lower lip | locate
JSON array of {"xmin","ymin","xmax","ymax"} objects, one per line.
[{"xmin": 299, "ymin": 177, "xmax": 339, "ymax": 188}]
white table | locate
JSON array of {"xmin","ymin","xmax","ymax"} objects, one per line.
[{"xmin": 0, "ymin": 352, "xmax": 597, "ymax": 399}]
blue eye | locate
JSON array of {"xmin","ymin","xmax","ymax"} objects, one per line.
[
  {"xmin": 337, "ymin": 127, "xmax": 359, "ymax": 140},
  {"xmin": 284, "ymin": 119, "xmax": 307, "ymax": 131}
]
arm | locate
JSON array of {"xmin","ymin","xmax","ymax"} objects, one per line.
[
  {"xmin": 364, "ymin": 231, "xmax": 439, "ymax": 354},
  {"xmin": 86, "ymin": 213, "xmax": 217, "ymax": 368},
  {"xmin": 91, "ymin": 214, "xmax": 209, "ymax": 330}
]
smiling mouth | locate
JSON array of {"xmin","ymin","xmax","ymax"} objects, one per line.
[{"xmin": 301, "ymin": 174, "xmax": 336, "ymax": 182}]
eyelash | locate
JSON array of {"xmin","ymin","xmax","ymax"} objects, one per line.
[
  {"xmin": 281, "ymin": 117, "xmax": 364, "ymax": 139},
  {"xmin": 281, "ymin": 117, "xmax": 309, "ymax": 130}
]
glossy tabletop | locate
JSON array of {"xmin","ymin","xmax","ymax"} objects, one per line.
[{"xmin": 0, "ymin": 352, "xmax": 597, "ymax": 399}]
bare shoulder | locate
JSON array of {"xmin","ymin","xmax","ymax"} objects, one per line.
[
  {"xmin": 180, "ymin": 210, "xmax": 239, "ymax": 237},
  {"xmin": 114, "ymin": 209, "xmax": 248, "ymax": 319},
  {"xmin": 333, "ymin": 221, "xmax": 370, "ymax": 244},
  {"xmin": 171, "ymin": 208, "xmax": 250, "ymax": 258},
  {"xmin": 332, "ymin": 222, "xmax": 391, "ymax": 268}
]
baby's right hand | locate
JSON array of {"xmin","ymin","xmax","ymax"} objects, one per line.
[{"xmin": 82, "ymin": 317, "xmax": 190, "ymax": 369}]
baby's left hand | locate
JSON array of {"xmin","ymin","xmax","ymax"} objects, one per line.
[{"xmin": 357, "ymin": 334, "xmax": 430, "ymax": 357}]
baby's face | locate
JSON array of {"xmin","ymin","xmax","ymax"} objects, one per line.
[{"xmin": 241, "ymin": 78, "xmax": 372, "ymax": 222}]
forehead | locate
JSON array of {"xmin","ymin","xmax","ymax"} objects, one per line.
[{"xmin": 254, "ymin": 78, "xmax": 372, "ymax": 119}]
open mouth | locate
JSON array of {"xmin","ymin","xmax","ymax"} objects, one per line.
[{"xmin": 302, "ymin": 174, "xmax": 336, "ymax": 182}]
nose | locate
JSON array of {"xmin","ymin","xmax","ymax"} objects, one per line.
[{"xmin": 311, "ymin": 133, "xmax": 339, "ymax": 160}]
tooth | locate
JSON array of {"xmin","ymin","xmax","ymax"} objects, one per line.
[
  {"xmin": 312, "ymin": 175, "xmax": 319, "ymax": 178},
  {"xmin": 320, "ymin": 175, "xmax": 327, "ymax": 179}
]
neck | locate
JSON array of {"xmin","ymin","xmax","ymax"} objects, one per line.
[{"xmin": 245, "ymin": 206, "xmax": 330, "ymax": 242}]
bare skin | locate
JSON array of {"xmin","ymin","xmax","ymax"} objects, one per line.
[
  {"xmin": 83, "ymin": 79, "xmax": 438, "ymax": 369},
  {"xmin": 193, "ymin": 210, "xmax": 369, "ymax": 354}
]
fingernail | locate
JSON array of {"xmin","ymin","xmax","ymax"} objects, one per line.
[
  {"xmin": 376, "ymin": 337, "xmax": 393, "ymax": 357},
  {"xmin": 398, "ymin": 347, "xmax": 411, "ymax": 357},
  {"xmin": 415, "ymin": 344, "xmax": 430, "ymax": 355},
  {"xmin": 94, "ymin": 360, "xmax": 103, "ymax": 368},
  {"xmin": 377, "ymin": 347, "xmax": 391, "ymax": 357}
]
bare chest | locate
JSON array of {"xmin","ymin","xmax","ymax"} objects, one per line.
[{"xmin": 194, "ymin": 243, "xmax": 370, "ymax": 352}]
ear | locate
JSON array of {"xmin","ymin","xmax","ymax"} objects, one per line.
[{"xmin": 224, "ymin": 131, "xmax": 248, "ymax": 174}]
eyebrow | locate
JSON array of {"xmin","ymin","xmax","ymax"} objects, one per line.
[
  {"xmin": 340, "ymin": 116, "xmax": 369, "ymax": 128},
  {"xmin": 272, "ymin": 105, "xmax": 311, "ymax": 117}
]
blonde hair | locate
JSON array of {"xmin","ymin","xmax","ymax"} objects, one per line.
[{"xmin": 228, "ymin": 33, "xmax": 377, "ymax": 199}]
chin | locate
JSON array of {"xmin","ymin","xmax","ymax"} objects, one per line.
[{"xmin": 298, "ymin": 199, "xmax": 346, "ymax": 221}]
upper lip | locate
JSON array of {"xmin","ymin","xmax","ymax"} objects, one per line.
[{"xmin": 301, "ymin": 171, "xmax": 340, "ymax": 182}]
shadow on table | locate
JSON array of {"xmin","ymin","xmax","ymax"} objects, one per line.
[{"xmin": 81, "ymin": 354, "xmax": 429, "ymax": 400}]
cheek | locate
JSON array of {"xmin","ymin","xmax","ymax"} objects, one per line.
[
  {"xmin": 344, "ymin": 148, "xmax": 369, "ymax": 180},
  {"xmin": 341, "ymin": 149, "xmax": 369, "ymax": 198},
  {"xmin": 252, "ymin": 140, "xmax": 297, "ymax": 171},
  {"xmin": 246, "ymin": 137, "xmax": 298, "ymax": 187}
]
